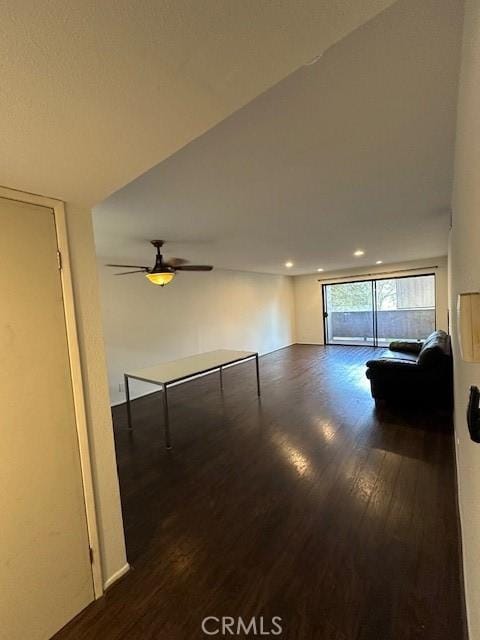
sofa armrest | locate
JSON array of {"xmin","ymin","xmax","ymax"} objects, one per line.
[
  {"xmin": 366, "ymin": 358, "xmax": 420, "ymax": 372},
  {"xmin": 389, "ymin": 340, "xmax": 423, "ymax": 355}
]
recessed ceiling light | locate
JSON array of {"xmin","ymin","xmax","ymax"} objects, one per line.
[
  {"xmin": 285, "ymin": 261, "xmax": 293, "ymax": 268},
  {"xmin": 353, "ymin": 250, "xmax": 365, "ymax": 257},
  {"xmin": 317, "ymin": 268, "xmax": 324, "ymax": 272},
  {"xmin": 376, "ymin": 260, "xmax": 383, "ymax": 264}
]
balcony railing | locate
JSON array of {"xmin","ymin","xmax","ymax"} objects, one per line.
[{"xmin": 328, "ymin": 308, "xmax": 435, "ymax": 341}]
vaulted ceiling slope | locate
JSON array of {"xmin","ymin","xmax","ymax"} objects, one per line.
[
  {"xmin": 95, "ymin": 0, "xmax": 464, "ymax": 275},
  {"xmin": 0, "ymin": 0, "xmax": 397, "ymax": 206}
]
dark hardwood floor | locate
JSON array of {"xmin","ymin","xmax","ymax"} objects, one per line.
[{"xmin": 54, "ymin": 345, "xmax": 465, "ymax": 639}]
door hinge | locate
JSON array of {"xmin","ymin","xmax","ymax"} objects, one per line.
[
  {"xmin": 89, "ymin": 547, "xmax": 94, "ymax": 564},
  {"xmin": 57, "ymin": 250, "xmax": 63, "ymax": 271}
]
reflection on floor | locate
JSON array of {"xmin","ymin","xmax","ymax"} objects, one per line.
[{"xmin": 54, "ymin": 345, "xmax": 465, "ymax": 640}]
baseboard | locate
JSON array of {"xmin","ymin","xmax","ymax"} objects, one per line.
[
  {"xmin": 263, "ymin": 342, "xmax": 296, "ymax": 353},
  {"xmin": 111, "ymin": 388, "xmax": 153, "ymax": 407},
  {"xmin": 110, "ymin": 342, "xmax": 296, "ymax": 407},
  {"xmin": 103, "ymin": 563, "xmax": 130, "ymax": 591}
]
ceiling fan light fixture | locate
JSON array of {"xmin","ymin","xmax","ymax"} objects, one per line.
[
  {"xmin": 106, "ymin": 240, "xmax": 213, "ymax": 286},
  {"xmin": 146, "ymin": 271, "xmax": 175, "ymax": 286}
]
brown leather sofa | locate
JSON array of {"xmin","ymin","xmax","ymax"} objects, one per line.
[{"xmin": 365, "ymin": 330, "xmax": 453, "ymax": 407}]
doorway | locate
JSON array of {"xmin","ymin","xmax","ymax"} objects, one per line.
[
  {"xmin": 0, "ymin": 196, "xmax": 96, "ymax": 639},
  {"xmin": 323, "ymin": 274, "xmax": 436, "ymax": 347}
]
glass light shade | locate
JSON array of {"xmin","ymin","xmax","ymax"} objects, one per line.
[{"xmin": 146, "ymin": 271, "xmax": 175, "ymax": 286}]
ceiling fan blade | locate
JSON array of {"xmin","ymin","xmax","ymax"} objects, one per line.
[
  {"xmin": 175, "ymin": 265, "xmax": 213, "ymax": 271},
  {"xmin": 106, "ymin": 263, "xmax": 150, "ymax": 269},
  {"xmin": 114, "ymin": 270, "xmax": 149, "ymax": 276},
  {"xmin": 164, "ymin": 257, "xmax": 189, "ymax": 267}
]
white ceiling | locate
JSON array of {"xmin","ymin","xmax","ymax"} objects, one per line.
[
  {"xmin": 0, "ymin": 0, "xmax": 397, "ymax": 207},
  {"xmin": 95, "ymin": 0, "xmax": 464, "ymax": 277}
]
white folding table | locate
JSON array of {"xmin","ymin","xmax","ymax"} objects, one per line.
[{"xmin": 124, "ymin": 349, "xmax": 261, "ymax": 449}]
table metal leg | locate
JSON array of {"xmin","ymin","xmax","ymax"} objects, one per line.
[
  {"xmin": 219, "ymin": 366, "xmax": 224, "ymax": 391},
  {"xmin": 125, "ymin": 374, "xmax": 133, "ymax": 429},
  {"xmin": 255, "ymin": 354, "xmax": 261, "ymax": 396},
  {"xmin": 163, "ymin": 384, "xmax": 172, "ymax": 450}
]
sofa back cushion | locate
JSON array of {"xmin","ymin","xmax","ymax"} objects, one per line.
[{"xmin": 417, "ymin": 330, "xmax": 451, "ymax": 367}]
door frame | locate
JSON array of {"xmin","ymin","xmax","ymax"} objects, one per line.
[
  {"xmin": 322, "ymin": 273, "xmax": 437, "ymax": 347},
  {"xmin": 0, "ymin": 185, "xmax": 103, "ymax": 599}
]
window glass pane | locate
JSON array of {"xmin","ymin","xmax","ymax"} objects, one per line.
[
  {"xmin": 325, "ymin": 281, "xmax": 374, "ymax": 346},
  {"xmin": 375, "ymin": 275, "xmax": 435, "ymax": 345}
]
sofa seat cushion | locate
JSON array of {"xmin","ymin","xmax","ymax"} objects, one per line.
[
  {"xmin": 375, "ymin": 349, "xmax": 418, "ymax": 363},
  {"xmin": 365, "ymin": 358, "xmax": 420, "ymax": 380}
]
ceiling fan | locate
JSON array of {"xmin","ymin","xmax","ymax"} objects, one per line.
[{"xmin": 106, "ymin": 240, "xmax": 213, "ymax": 286}]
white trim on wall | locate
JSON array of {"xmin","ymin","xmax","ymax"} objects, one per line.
[
  {"xmin": 0, "ymin": 185, "xmax": 103, "ymax": 599},
  {"xmin": 103, "ymin": 563, "xmax": 130, "ymax": 591}
]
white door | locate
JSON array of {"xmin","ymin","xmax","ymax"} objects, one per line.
[{"xmin": 0, "ymin": 198, "xmax": 94, "ymax": 639}]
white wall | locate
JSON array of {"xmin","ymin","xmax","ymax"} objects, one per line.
[
  {"xmin": 66, "ymin": 207, "xmax": 127, "ymax": 587},
  {"xmin": 450, "ymin": 2, "xmax": 480, "ymax": 637},
  {"xmin": 293, "ymin": 257, "xmax": 449, "ymax": 345},
  {"xmin": 99, "ymin": 267, "xmax": 295, "ymax": 405}
]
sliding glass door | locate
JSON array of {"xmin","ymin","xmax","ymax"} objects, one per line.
[
  {"xmin": 323, "ymin": 274, "xmax": 436, "ymax": 347},
  {"xmin": 324, "ymin": 280, "xmax": 375, "ymax": 346}
]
